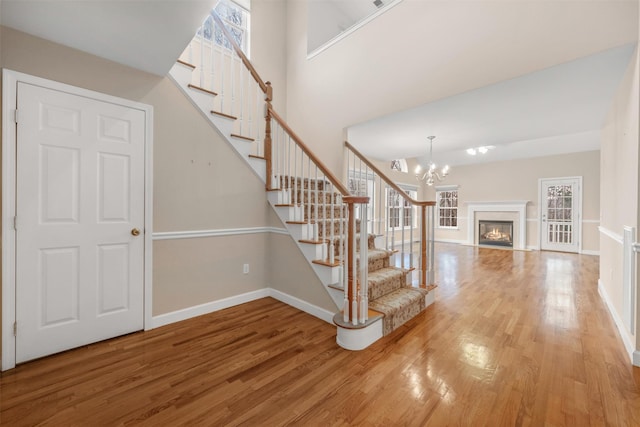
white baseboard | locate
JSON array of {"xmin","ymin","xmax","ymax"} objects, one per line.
[
  {"xmin": 150, "ymin": 289, "xmax": 270, "ymax": 329},
  {"xmin": 150, "ymin": 287, "xmax": 335, "ymax": 329},
  {"xmin": 598, "ymin": 279, "xmax": 637, "ymax": 365},
  {"xmin": 580, "ymin": 249, "xmax": 600, "ymax": 256},
  {"xmin": 268, "ymin": 288, "xmax": 335, "ymax": 324},
  {"xmin": 435, "ymin": 238, "xmax": 465, "ymax": 245}
]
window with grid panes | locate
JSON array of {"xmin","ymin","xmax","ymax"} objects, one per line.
[
  {"xmin": 387, "ymin": 185, "xmax": 417, "ymax": 228},
  {"xmin": 199, "ymin": 0, "xmax": 250, "ymax": 55},
  {"xmin": 436, "ymin": 187, "xmax": 458, "ymax": 228}
]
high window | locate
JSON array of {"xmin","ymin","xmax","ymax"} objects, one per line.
[
  {"xmin": 436, "ymin": 186, "xmax": 458, "ymax": 228},
  {"xmin": 200, "ymin": 0, "xmax": 250, "ymax": 55}
]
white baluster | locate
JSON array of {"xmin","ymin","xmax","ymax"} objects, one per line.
[
  {"xmin": 209, "ymin": 22, "xmax": 216, "ymax": 92},
  {"xmin": 401, "ymin": 198, "xmax": 405, "ymax": 270},
  {"xmin": 359, "ymin": 200, "xmax": 368, "ymax": 324},
  {"xmin": 314, "ymin": 166, "xmax": 319, "ymax": 241},
  {"xmin": 307, "ymin": 157, "xmax": 311, "ymax": 233},
  {"xmin": 219, "ymin": 45, "xmax": 225, "ymax": 112},
  {"xmin": 199, "ymin": 21, "xmax": 205, "ymax": 87},
  {"xmin": 286, "ymin": 135, "xmax": 291, "ymax": 204},
  {"xmin": 329, "ymin": 182, "xmax": 335, "ymax": 264},
  {"xmin": 351, "ymin": 214, "xmax": 358, "ymax": 326},
  {"xmin": 257, "ymin": 86, "xmax": 263, "ymax": 157},
  {"xmin": 238, "ymin": 57, "xmax": 244, "ymax": 136}
]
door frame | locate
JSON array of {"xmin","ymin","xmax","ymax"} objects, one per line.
[
  {"xmin": 2, "ymin": 69, "xmax": 154, "ymax": 371},
  {"xmin": 538, "ymin": 176, "xmax": 582, "ymax": 253}
]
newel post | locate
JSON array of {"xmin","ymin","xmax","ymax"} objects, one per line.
[
  {"xmin": 418, "ymin": 203, "xmax": 436, "ymax": 286},
  {"xmin": 420, "ymin": 203, "xmax": 427, "ymax": 287},
  {"xmin": 264, "ymin": 81, "xmax": 273, "ymax": 190},
  {"xmin": 343, "ymin": 195, "xmax": 369, "ymax": 325}
]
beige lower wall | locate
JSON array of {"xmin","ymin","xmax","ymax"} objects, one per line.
[
  {"xmin": 153, "ymin": 234, "xmax": 268, "ymax": 315},
  {"xmin": 267, "ymin": 233, "xmax": 339, "ymax": 313},
  {"xmin": 599, "ymin": 233, "xmax": 625, "ymax": 319}
]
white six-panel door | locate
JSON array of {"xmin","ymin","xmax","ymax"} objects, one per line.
[{"xmin": 15, "ymin": 82, "xmax": 145, "ymax": 363}]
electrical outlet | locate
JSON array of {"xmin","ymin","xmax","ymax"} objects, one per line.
[{"xmin": 243, "ymin": 263, "xmax": 249, "ymax": 274}]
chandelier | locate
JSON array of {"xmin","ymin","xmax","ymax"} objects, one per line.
[{"xmin": 415, "ymin": 136, "xmax": 450, "ymax": 186}]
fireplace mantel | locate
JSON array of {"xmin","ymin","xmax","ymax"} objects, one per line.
[{"xmin": 466, "ymin": 201, "xmax": 528, "ymax": 249}]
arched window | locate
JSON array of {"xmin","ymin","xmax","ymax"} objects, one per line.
[
  {"xmin": 390, "ymin": 159, "xmax": 408, "ymax": 173},
  {"xmin": 199, "ymin": 0, "xmax": 250, "ymax": 56}
]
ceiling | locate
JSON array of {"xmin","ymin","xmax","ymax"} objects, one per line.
[
  {"xmin": 1, "ymin": 0, "xmax": 636, "ymax": 169},
  {"xmin": 308, "ymin": 0, "xmax": 401, "ymax": 53},
  {"xmin": 0, "ymin": 0, "xmax": 215, "ymax": 76},
  {"xmin": 347, "ymin": 43, "xmax": 636, "ymax": 167}
]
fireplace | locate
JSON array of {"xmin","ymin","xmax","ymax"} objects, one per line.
[{"xmin": 478, "ymin": 220, "xmax": 514, "ymax": 247}]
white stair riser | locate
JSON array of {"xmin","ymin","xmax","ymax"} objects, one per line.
[
  {"xmin": 286, "ymin": 223, "xmax": 311, "ymax": 241},
  {"xmin": 312, "ymin": 263, "xmax": 341, "ymax": 285},
  {"xmin": 299, "ymin": 242, "xmax": 325, "ymax": 260},
  {"xmin": 248, "ymin": 156, "xmax": 266, "ymax": 180},
  {"xmin": 209, "ymin": 115, "xmax": 234, "ymax": 136},
  {"xmin": 187, "ymin": 89, "xmax": 215, "ymax": 111},
  {"xmin": 229, "ymin": 138, "xmax": 253, "ymax": 158},
  {"xmin": 274, "ymin": 205, "xmax": 303, "ymax": 221},
  {"xmin": 267, "ymin": 189, "xmax": 291, "ymax": 205},
  {"xmin": 425, "ymin": 289, "xmax": 436, "ymax": 307},
  {"xmin": 327, "ymin": 287, "xmax": 346, "ymax": 307},
  {"xmin": 171, "ymin": 63, "xmax": 193, "ymax": 87}
]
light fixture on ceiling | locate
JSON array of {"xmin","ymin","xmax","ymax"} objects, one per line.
[
  {"xmin": 415, "ymin": 136, "xmax": 450, "ymax": 186},
  {"xmin": 466, "ymin": 145, "xmax": 495, "ymax": 156}
]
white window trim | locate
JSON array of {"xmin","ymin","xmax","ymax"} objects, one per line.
[
  {"xmin": 209, "ymin": 0, "xmax": 251, "ymax": 57},
  {"xmin": 436, "ymin": 185, "xmax": 459, "ymax": 230},
  {"xmin": 387, "ymin": 183, "xmax": 418, "ymax": 230}
]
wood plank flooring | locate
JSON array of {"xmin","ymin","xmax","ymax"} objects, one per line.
[{"xmin": 1, "ymin": 243, "xmax": 639, "ymax": 426}]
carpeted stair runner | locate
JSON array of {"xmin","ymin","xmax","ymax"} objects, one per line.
[{"xmin": 280, "ymin": 176, "xmax": 430, "ymax": 336}]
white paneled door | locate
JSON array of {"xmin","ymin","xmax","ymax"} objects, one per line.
[
  {"xmin": 539, "ymin": 178, "xmax": 581, "ymax": 253},
  {"xmin": 15, "ymin": 82, "xmax": 145, "ymax": 363}
]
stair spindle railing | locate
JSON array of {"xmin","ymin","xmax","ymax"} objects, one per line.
[
  {"xmin": 183, "ymin": 9, "xmax": 440, "ymax": 323},
  {"xmin": 180, "ymin": 11, "xmax": 269, "ymax": 158},
  {"xmin": 345, "ymin": 141, "xmax": 436, "ymax": 288},
  {"xmin": 268, "ymin": 109, "xmax": 369, "ymax": 325}
]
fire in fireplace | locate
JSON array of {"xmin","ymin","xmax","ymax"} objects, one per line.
[{"xmin": 478, "ymin": 220, "xmax": 514, "ymax": 247}]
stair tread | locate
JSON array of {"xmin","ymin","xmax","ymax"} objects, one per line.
[
  {"xmin": 368, "ymin": 266, "xmax": 407, "ymax": 280},
  {"xmin": 210, "ymin": 110, "xmax": 238, "ymax": 120},
  {"xmin": 299, "ymin": 239, "xmax": 325, "ymax": 245},
  {"xmin": 230, "ymin": 133, "xmax": 255, "ymax": 142},
  {"xmin": 188, "ymin": 84, "xmax": 217, "ymax": 96},
  {"xmin": 176, "ymin": 59, "xmax": 196, "ymax": 69},
  {"xmin": 312, "ymin": 259, "xmax": 340, "ymax": 267},
  {"xmin": 369, "ymin": 287, "xmax": 426, "ymax": 313}
]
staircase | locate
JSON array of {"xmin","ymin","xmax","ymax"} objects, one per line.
[{"xmin": 168, "ymin": 10, "xmax": 437, "ymax": 350}]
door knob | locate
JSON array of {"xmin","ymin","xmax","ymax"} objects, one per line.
[{"xmin": 131, "ymin": 228, "xmax": 141, "ymax": 236}]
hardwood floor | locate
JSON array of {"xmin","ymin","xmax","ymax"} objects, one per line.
[{"xmin": 1, "ymin": 244, "xmax": 639, "ymax": 426}]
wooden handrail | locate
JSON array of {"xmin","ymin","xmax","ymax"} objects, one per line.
[
  {"xmin": 345, "ymin": 141, "xmax": 435, "ymax": 207},
  {"xmin": 211, "ymin": 12, "xmax": 269, "ymax": 97},
  {"xmin": 269, "ymin": 107, "xmax": 351, "ymax": 196}
]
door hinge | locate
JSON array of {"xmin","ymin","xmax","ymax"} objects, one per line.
[
  {"xmin": 13, "ymin": 322, "xmax": 17, "ymax": 337},
  {"xmin": 13, "ymin": 215, "xmax": 17, "ymax": 230},
  {"xmin": 14, "ymin": 109, "xmax": 18, "ymax": 124}
]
